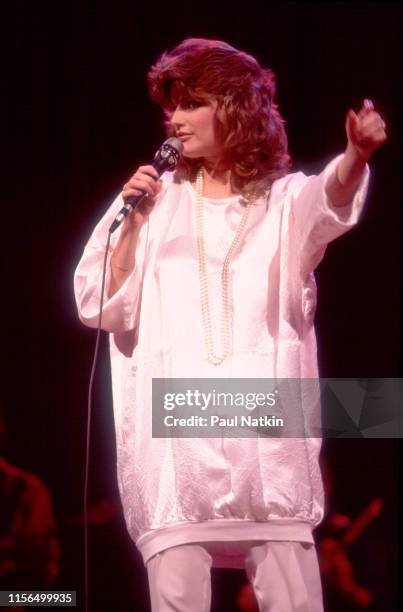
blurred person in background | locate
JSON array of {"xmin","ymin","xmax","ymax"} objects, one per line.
[{"xmin": 0, "ymin": 414, "xmax": 60, "ymax": 608}]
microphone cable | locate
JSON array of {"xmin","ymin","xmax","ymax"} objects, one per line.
[
  {"xmin": 83, "ymin": 230, "xmax": 111, "ymax": 612},
  {"xmin": 80, "ymin": 137, "xmax": 182, "ymax": 611}
]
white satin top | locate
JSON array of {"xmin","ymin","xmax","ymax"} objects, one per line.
[{"xmin": 74, "ymin": 153, "xmax": 369, "ymax": 567}]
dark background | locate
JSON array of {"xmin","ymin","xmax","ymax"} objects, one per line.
[{"xmin": 3, "ymin": 2, "xmax": 400, "ymax": 611}]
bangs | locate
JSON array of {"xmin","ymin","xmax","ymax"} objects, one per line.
[{"xmin": 162, "ymin": 79, "xmax": 213, "ymax": 114}]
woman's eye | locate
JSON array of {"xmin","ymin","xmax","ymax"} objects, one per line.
[{"xmin": 184, "ymin": 101, "xmax": 199, "ymax": 110}]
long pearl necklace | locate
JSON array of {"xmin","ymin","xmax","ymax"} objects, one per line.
[{"xmin": 194, "ymin": 168, "xmax": 253, "ymax": 365}]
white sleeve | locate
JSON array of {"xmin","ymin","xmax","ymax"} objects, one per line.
[
  {"xmin": 288, "ymin": 153, "xmax": 370, "ymax": 277},
  {"xmin": 73, "ymin": 193, "xmax": 149, "ymax": 333}
]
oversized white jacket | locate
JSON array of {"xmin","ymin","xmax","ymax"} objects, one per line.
[{"xmin": 74, "ymin": 153, "xmax": 369, "ymax": 568}]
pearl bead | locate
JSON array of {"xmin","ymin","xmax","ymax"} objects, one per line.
[{"xmin": 194, "ymin": 168, "xmax": 253, "ymax": 365}]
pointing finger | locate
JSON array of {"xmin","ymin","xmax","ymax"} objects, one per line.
[
  {"xmin": 364, "ymin": 98, "xmax": 374, "ymax": 111},
  {"xmin": 357, "ymin": 98, "xmax": 374, "ymax": 120}
]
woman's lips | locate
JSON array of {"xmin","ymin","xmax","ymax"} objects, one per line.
[{"xmin": 178, "ymin": 134, "xmax": 192, "ymax": 141}]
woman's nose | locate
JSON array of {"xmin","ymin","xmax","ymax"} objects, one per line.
[{"xmin": 170, "ymin": 106, "xmax": 185, "ymax": 129}]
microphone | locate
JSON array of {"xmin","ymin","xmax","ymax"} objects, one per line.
[{"xmin": 109, "ymin": 137, "xmax": 184, "ymax": 233}]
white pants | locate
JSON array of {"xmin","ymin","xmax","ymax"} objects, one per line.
[{"xmin": 146, "ymin": 541, "xmax": 324, "ymax": 611}]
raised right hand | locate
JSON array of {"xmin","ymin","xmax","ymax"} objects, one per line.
[{"xmin": 121, "ymin": 165, "xmax": 163, "ymax": 228}]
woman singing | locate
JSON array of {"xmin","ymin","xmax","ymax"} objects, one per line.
[{"xmin": 74, "ymin": 38, "xmax": 387, "ymax": 611}]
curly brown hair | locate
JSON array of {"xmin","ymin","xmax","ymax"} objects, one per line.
[{"xmin": 147, "ymin": 38, "xmax": 292, "ymax": 198}]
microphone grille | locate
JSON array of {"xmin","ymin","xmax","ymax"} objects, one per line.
[{"xmin": 163, "ymin": 137, "xmax": 184, "ymax": 155}]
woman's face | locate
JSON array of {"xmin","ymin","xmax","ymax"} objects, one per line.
[{"xmin": 168, "ymin": 99, "xmax": 222, "ymax": 161}]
